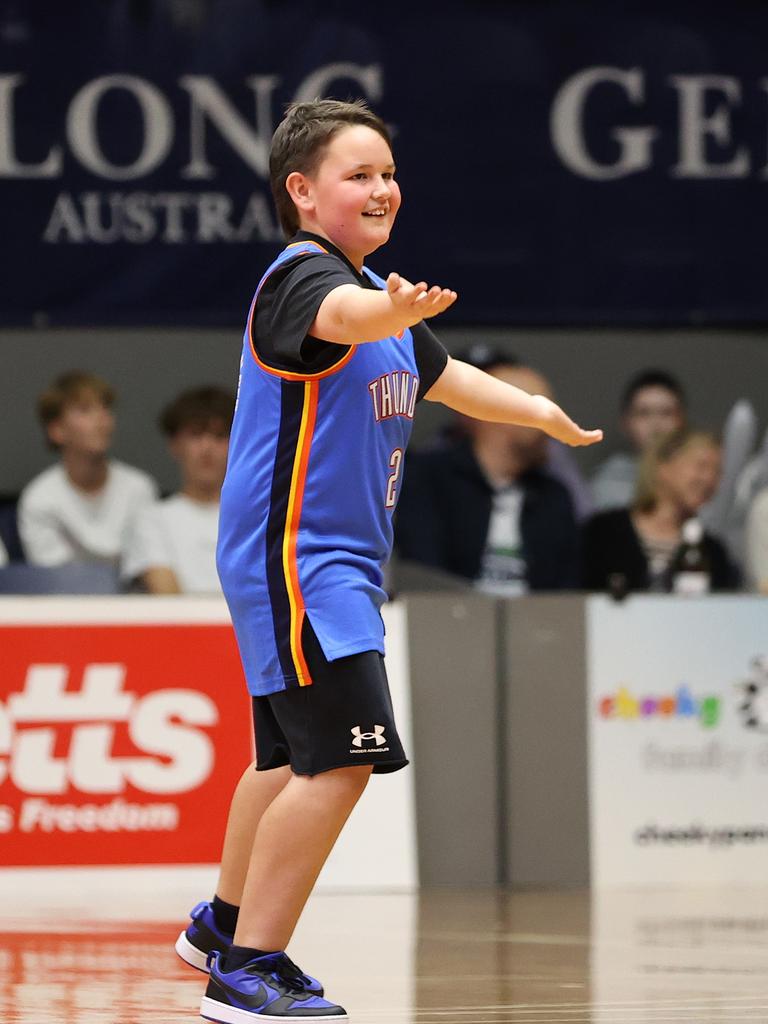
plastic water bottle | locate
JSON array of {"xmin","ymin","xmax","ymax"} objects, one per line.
[{"xmin": 670, "ymin": 518, "xmax": 711, "ymax": 596}]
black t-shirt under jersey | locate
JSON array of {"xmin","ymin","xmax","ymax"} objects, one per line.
[{"xmin": 253, "ymin": 231, "xmax": 448, "ymax": 400}]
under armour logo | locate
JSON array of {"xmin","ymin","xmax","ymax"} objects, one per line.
[{"xmin": 350, "ymin": 725, "xmax": 387, "ymax": 748}]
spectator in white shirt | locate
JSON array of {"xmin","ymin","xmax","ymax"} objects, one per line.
[
  {"xmin": 123, "ymin": 386, "xmax": 235, "ymax": 594},
  {"xmin": 18, "ymin": 371, "xmax": 158, "ymax": 568}
]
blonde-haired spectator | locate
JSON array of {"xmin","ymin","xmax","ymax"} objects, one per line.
[{"xmin": 583, "ymin": 429, "xmax": 738, "ymax": 593}]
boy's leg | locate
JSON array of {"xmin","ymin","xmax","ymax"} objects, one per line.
[
  {"xmin": 175, "ymin": 762, "xmax": 293, "ymax": 972},
  {"xmin": 215, "ymin": 761, "xmax": 292, "ymax": 905},
  {"xmin": 233, "ymin": 764, "xmax": 372, "ymax": 951},
  {"xmin": 200, "ymin": 641, "xmax": 405, "ymax": 1018}
]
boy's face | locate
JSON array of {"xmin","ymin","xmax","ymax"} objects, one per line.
[
  {"xmin": 169, "ymin": 421, "xmax": 229, "ymax": 493},
  {"xmin": 48, "ymin": 392, "xmax": 114, "ymax": 456},
  {"xmin": 293, "ymin": 125, "xmax": 401, "ymax": 263},
  {"xmin": 622, "ymin": 385, "xmax": 685, "ymax": 452}
]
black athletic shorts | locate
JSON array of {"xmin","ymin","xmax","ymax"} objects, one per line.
[{"xmin": 251, "ymin": 620, "xmax": 409, "ymax": 776}]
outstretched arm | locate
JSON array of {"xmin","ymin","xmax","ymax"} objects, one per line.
[
  {"xmin": 425, "ymin": 357, "xmax": 603, "ymax": 448},
  {"xmin": 310, "ymin": 273, "xmax": 457, "ymax": 345}
]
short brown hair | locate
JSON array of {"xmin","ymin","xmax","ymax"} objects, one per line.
[
  {"xmin": 159, "ymin": 386, "xmax": 235, "ymax": 437},
  {"xmin": 38, "ymin": 371, "xmax": 115, "ymax": 429},
  {"xmin": 269, "ymin": 99, "xmax": 392, "ymax": 238},
  {"xmin": 633, "ymin": 428, "xmax": 719, "ymax": 513}
]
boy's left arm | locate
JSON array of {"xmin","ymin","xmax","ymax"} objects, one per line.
[{"xmin": 424, "ymin": 357, "xmax": 603, "ymax": 448}]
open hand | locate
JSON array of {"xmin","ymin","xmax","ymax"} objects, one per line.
[
  {"xmin": 386, "ymin": 272, "xmax": 457, "ymax": 324},
  {"xmin": 532, "ymin": 395, "xmax": 603, "ymax": 447},
  {"xmin": 556, "ymin": 425, "xmax": 604, "ymax": 447}
]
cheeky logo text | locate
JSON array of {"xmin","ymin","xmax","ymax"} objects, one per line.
[
  {"xmin": 598, "ymin": 685, "xmax": 720, "ymax": 729},
  {"xmin": 368, "ymin": 371, "xmax": 418, "ymax": 422}
]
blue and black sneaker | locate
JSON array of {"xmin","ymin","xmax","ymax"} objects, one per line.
[
  {"xmin": 176, "ymin": 901, "xmax": 234, "ymax": 973},
  {"xmin": 176, "ymin": 902, "xmax": 324, "ymax": 997},
  {"xmin": 200, "ymin": 950, "xmax": 347, "ymax": 1023}
]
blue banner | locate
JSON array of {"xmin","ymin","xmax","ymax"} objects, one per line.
[{"xmin": 3, "ymin": 1, "xmax": 767, "ymax": 325}]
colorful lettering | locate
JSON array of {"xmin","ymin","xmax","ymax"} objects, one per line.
[{"xmin": 597, "ymin": 684, "xmax": 720, "ymax": 728}]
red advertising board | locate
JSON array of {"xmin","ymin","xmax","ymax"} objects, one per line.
[{"xmin": 0, "ymin": 617, "xmax": 252, "ymax": 866}]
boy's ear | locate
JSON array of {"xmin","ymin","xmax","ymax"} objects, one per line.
[
  {"xmin": 285, "ymin": 171, "xmax": 314, "ymax": 215},
  {"xmin": 47, "ymin": 419, "xmax": 65, "ymax": 447}
]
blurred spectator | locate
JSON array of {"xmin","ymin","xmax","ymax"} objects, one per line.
[
  {"xmin": 0, "ymin": 494, "xmax": 23, "ymax": 562},
  {"xmin": 123, "ymin": 386, "xmax": 234, "ymax": 594},
  {"xmin": 545, "ymin": 434, "xmax": 593, "ymax": 523},
  {"xmin": 591, "ymin": 369, "xmax": 687, "ymax": 511},
  {"xmin": 395, "ymin": 362, "xmax": 580, "ymax": 594},
  {"xmin": 0, "ymin": 537, "xmax": 7, "ymax": 567},
  {"xmin": 716, "ymin": 428, "xmax": 768, "ymax": 567},
  {"xmin": 697, "ymin": 398, "xmax": 758, "ymax": 564},
  {"xmin": 18, "ymin": 371, "xmax": 157, "ymax": 568},
  {"xmin": 583, "ymin": 429, "xmax": 737, "ymax": 594},
  {"xmin": 734, "ymin": 445, "xmax": 768, "ymax": 520},
  {"xmin": 745, "ymin": 488, "xmax": 768, "ymax": 594},
  {"xmin": 444, "ymin": 344, "xmax": 592, "ymax": 520}
]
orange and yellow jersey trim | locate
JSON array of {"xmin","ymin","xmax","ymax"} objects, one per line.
[{"xmin": 281, "ymin": 379, "xmax": 318, "ymax": 684}]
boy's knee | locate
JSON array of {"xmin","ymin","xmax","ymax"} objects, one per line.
[
  {"xmin": 343, "ymin": 764, "xmax": 374, "ymax": 789},
  {"xmin": 311, "ymin": 764, "xmax": 373, "ymax": 798}
]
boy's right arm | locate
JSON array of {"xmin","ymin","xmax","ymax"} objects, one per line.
[
  {"xmin": 426, "ymin": 357, "xmax": 603, "ymax": 448},
  {"xmin": 310, "ymin": 273, "xmax": 457, "ymax": 345}
]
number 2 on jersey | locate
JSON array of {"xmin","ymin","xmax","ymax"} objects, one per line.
[{"xmin": 385, "ymin": 447, "xmax": 404, "ymax": 508}]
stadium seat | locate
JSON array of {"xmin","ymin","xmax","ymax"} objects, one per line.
[{"xmin": 0, "ymin": 563, "xmax": 121, "ymax": 595}]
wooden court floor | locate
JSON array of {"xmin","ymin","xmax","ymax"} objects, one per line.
[{"xmin": 1, "ymin": 875, "xmax": 767, "ymax": 1023}]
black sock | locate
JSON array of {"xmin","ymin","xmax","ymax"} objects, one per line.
[
  {"xmin": 212, "ymin": 894, "xmax": 239, "ymax": 935},
  {"xmin": 223, "ymin": 944, "xmax": 276, "ymax": 972}
]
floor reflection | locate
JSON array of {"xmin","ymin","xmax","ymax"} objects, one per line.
[
  {"xmin": 592, "ymin": 888, "xmax": 768, "ymax": 1020},
  {"xmin": 414, "ymin": 889, "xmax": 591, "ymax": 1017},
  {"xmin": 0, "ymin": 927, "xmax": 200, "ymax": 1024},
  {"xmin": 1, "ymin": 876, "xmax": 768, "ymax": 1023}
]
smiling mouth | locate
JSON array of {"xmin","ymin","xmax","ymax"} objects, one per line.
[{"xmin": 362, "ymin": 209, "xmax": 388, "ymax": 218}]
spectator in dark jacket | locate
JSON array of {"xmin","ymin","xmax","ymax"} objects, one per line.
[
  {"xmin": 395, "ymin": 365, "xmax": 580, "ymax": 594},
  {"xmin": 583, "ymin": 428, "xmax": 738, "ymax": 594}
]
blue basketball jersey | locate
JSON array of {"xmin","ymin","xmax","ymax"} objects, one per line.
[{"xmin": 217, "ymin": 240, "xmax": 419, "ymax": 696}]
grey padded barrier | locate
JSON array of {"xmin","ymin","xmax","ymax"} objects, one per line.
[
  {"xmin": 404, "ymin": 592, "xmax": 590, "ymax": 888},
  {"xmin": 404, "ymin": 593, "xmax": 500, "ymax": 886},
  {"xmin": 501, "ymin": 596, "xmax": 590, "ymax": 887}
]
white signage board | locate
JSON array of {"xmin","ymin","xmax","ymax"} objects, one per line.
[{"xmin": 587, "ymin": 595, "xmax": 768, "ymax": 888}]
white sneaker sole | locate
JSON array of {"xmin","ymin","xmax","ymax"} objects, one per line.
[
  {"xmin": 175, "ymin": 930, "xmax": 211, "ymax": 973},
  {"xmin": 200, "ymin": 996, "xmax": 348, "ymax": 1023}
]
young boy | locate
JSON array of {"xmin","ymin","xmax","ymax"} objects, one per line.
[
  {"xmin": 18, "ymin": 371, "xmax": 157, "ymax": 569},
  {"xmin": 123, "ymin": 386, "xmax": 234, "ymax": 593},
  {"xmin": 176, "ymin": 99, "xmax": 602, "ymax": 1023}
]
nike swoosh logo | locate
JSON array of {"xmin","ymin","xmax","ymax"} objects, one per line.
[{"xmin": 210, "ymin": 973, "xmax": 273, "ymax": 1010}]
